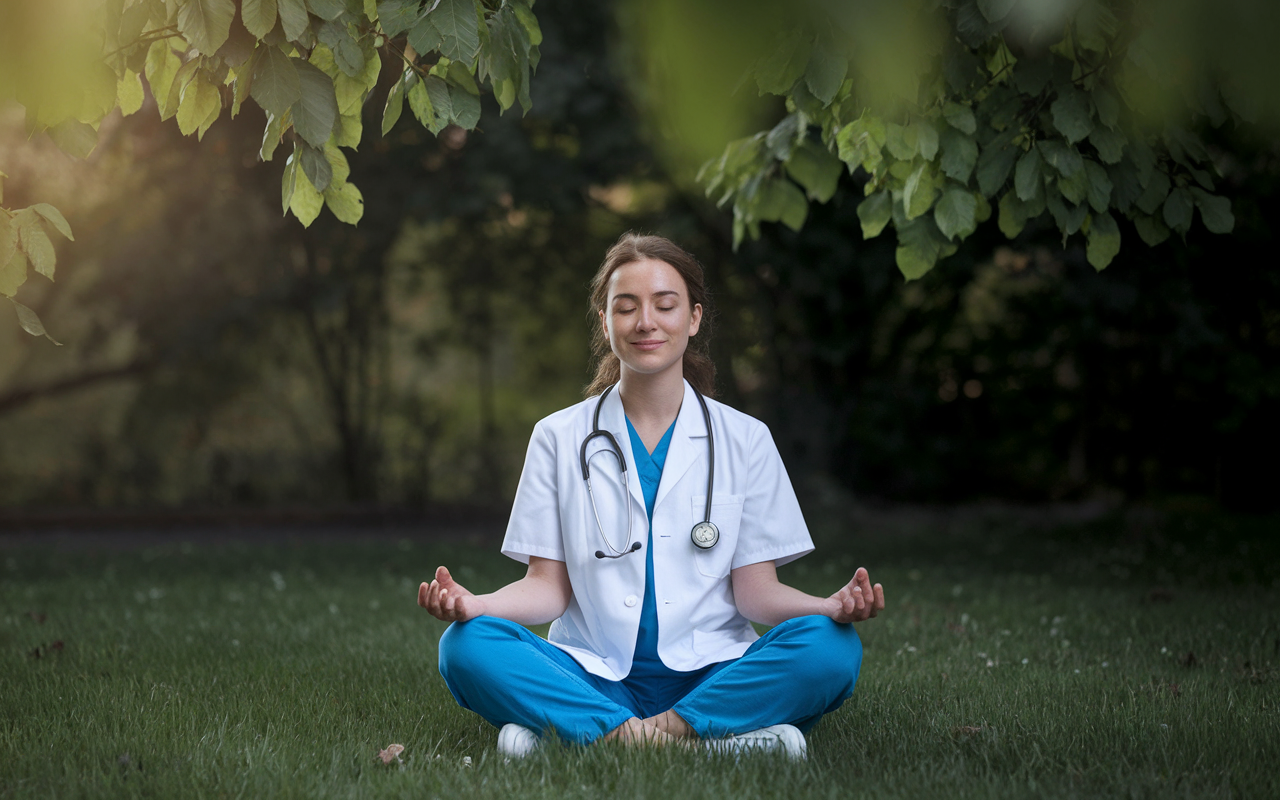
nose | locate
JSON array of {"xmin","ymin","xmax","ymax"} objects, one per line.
[{"xmin": 635, "ymin": 303, "xmax": 656, "ymax": 331}]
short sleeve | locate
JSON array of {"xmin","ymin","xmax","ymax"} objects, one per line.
[
  {"xmin": 731, "ymin": 422, "xmax": 815, "ymax": 569},
  {"xmin": 501, "ymin": 421, "xmax": 567, "ymax": 564}
]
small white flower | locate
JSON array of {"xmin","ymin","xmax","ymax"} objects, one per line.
[
  {"xmin": 462, "ymin": 756, "xmax": 472, "ymax": 768},
  {"xmin": 1102, "ymin": 661, "xmax": 1109, "ymax": 667},
  {"xmin": 986, "ymin": 659, "xmax": 994, "ymax": 668},
  {"xmin": 1021, "ymin": 658, "xmax": 1029, "ymax": 665}
]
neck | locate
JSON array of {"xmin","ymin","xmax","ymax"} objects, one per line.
[{"xmin": 617, "ymin": 364, "xmax": 685, "ymax": 428}]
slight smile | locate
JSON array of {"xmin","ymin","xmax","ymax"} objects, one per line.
[{"xmin": 631, "ymin": 340, "xmax": 665, "ymax": 351}]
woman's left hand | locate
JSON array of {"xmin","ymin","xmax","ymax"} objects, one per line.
[{"xmin": 822, "ymin": 567, "xmax": 885, "ymax": 623}]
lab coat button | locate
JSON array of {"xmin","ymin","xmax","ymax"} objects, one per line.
[{"xmin": 624, "ymin": 595, "xmax": 638, "ymax": 607}]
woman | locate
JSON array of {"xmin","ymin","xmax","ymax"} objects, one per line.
[{"xmin": 419, "ymin": 233, "xmax": 884, "ymax": 756}]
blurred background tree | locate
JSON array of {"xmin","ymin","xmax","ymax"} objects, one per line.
[{"xmin": 0, "ymin": 0, "xmax": 1277, "ymax": 515}]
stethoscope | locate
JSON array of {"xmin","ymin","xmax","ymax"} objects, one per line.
[{"xmin": 580, "ymin": 384, "xmax": 719, "ymax": 559}]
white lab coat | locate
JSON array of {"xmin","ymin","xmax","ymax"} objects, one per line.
[{"xmin": 501, "ymin": 380, "xmax": 814, "ymax": 681}]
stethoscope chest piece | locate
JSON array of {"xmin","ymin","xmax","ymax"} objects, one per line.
[{"xmin": 691, "ymin": 520, "xmax": 720, "ymax": 550}]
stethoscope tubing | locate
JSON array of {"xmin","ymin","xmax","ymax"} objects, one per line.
[{"xmin": 581, "ymin": 383, "xmax": 716, "ymax": 558}]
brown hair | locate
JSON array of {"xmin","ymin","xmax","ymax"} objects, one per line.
[{"xmin": 585, "ymin": 232, "xmax": 716, "ymax": 398}]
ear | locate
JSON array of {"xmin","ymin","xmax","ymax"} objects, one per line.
[
  {"xmin": 599, "ymin": 308, "xmax": 608, "ymax": 337},
  {"xmin": 688, "ymin": 303, "xmax": 702, "ymax": 337}
]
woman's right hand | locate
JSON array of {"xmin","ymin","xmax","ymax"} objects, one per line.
[{"xmin": 418, "ymin": 565, "xmax": 486, "ymax": 622}]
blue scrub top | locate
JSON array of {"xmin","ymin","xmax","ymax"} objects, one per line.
[{"xmin": 625, "ymin": 417, "xmax": 715, "ymax": 690}]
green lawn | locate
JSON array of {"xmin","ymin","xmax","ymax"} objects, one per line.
[{"xmin": 2, "ymin": 506, "xmax": 1277, "ymax": 798}]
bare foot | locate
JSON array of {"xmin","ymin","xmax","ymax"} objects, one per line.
[
  {"xmin": 642, "ymin": 710, "xmax": 694, "ymax": 739},
  {"xmin": 602, "ymin": 717, "xmax": 678, "ymax": 746}
]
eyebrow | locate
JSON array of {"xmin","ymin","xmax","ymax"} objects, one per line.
[{"xmin": 612, "ymin": 291, "xmax": 680, "ymax": 302}]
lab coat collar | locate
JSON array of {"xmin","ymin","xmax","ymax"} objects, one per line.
[{"xmin": 594, "ymin": 380, "xmax": 708, "ymax": 516}]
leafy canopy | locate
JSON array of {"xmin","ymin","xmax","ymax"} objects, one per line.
[
  {"xmin": 695, "ymin": 0, "xmax": 1258, "ymax": 279},
  {"xmin": 0, "ymin": 0, "xmax": 542, "ymax": 338}
]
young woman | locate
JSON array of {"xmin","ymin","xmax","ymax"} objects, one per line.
[{"xmin": 419, "ymin": 233, "xmax": 885, "ymax": 756}]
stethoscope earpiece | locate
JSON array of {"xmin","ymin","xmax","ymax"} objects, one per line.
[
  {"xmin": 595, "ymin": 542, "xmax": 643, "ymax": 559},
  {"xmin": 581, "ymin": 384, "xmax": 718, "ymax": 560}
]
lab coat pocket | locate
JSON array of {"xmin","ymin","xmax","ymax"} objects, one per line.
[{"xmin": 689, "ymin": 494, "xmax": 744, "ymax": 578}]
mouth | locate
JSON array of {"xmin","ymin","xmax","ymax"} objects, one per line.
[{"xmin": 631, "ymin": 339, "xmax": 665, "ymax": 351}]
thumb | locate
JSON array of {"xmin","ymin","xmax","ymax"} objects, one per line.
[{"xmin": 435, "ymin": 565, "xmax": 454, "ymax": 587}]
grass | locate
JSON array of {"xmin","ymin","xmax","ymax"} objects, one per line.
[{"xmin": 1, "ymin": 504, "xmax": 1278, "ymax": 798}]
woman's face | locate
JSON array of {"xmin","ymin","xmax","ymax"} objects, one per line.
[{"xmin": 600, "ymin": 258, "xmax": 702, "ymax": 382}]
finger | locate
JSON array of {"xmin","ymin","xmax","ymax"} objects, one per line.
[
  {"xmin": 853, "ymin": 585, "xmax": 865, "ymax": 611},
  {"xmin": 873, "ymin": 583, "xmax": 885, "ymax": 613},
  {"xmin": 427, "ymin": 580, "xmax": 443, "ymax": 616},
  {"xmin": 436, "ymin": 565, "xmax": 453, "ymax": 588},
  {"xmin": 441, "ymin": 587, "xmax": 452, "ymax": 615},
  {"xmin": 418, "ymin": 582, "xmax": 430, "ymax": 609},
  {"xmin": 843, "ymin": 593, "xmax": 856, "ymax": 618},
  {"xmin": 857, "ymin": 569, "xmax": 874, "ymax": 599}
]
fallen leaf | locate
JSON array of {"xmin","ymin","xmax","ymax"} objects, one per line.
[{"xmin": 378, "ymin": 743, "xmax": 405, "ymax": 764}]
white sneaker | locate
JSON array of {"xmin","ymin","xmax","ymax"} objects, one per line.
[
  {"xmin": 704, "ymin": 724, "xmax": 807, "ymax": 760},
  {"xmin": 497, "ymin": 723, "xmax": 540, "ymax": 758}
]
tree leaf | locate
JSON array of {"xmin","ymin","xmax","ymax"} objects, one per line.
[
  {"xmin": 755, "ymin": 179, "xmax": 808, "ymax": 231},
  {"xmin": 914, "ymin": 120, "xmax": 939, "ymax": 161},
  {"xmin": 1076, "ymin": 0, "xmax": 1119, "ymax": 53},
  {"xmin": 324, "ymin": 181, "xmax": 364, "ymax": 224},
  {"xmin": 146, "ymin": 41, "xmax": 184, "ymax": 120},
  {"xmin": 857, "ymin": 191, "xmax": 892, "ymax": 239},
  {"xmin": 934, "ymin": 186, "xmax": 978, "ymax": 241},
  {"xmin": 977, "ymin": 0, "xmax": 1017, "ymax": 23},
  {"xmin": 377, "ymin": 0, "xmax": 419, "ymax": 38},
  {"xmin": 415, "ymin": 0, "xmax": 481, "ymax": 66},
  {"xmin": 1049, "ymin": 86, "xmax": 1090, "ymax": 144},
  {"xmin": 895, "ymin": 217, "xmax": 944, "ymax": 281},
  {"xmin": 449, "ymin": 82, "xmax": 481, "ymax": 128},
  {"xmin": 260, "ymin": 109, "xmax": 288, "ymax": 161},
  {"xmin": 1038, "ymin": 139, "xmax": 1084, "ymax": 178},
  {"xmin": 318, "ymin": 19, "xmax": 365, "ymax": 77},
  {"xmin": 756, "ymin": 29, "xmax": 811, "ymax": 95},
  {"xmin": 885, "ymin": 123, "xmax": 917, "ymax": 160},
  {"xmin": 804, "ymin": 36, "xmax": 847, "ymax": 106},
  {"xmin": 282, "ymin": 149, "xmax": 299, "ymax": 213},
  {"xmin": 16, "ymin": 211, "xmax": 56, "ymax": 280},
  {"xmin": 298, "ymin": 142, "xmax": 332, "ymax": 192},
  {"xmin": 335, "ymin": 110, "xmax": 362, "ymax": 147},
  {"xmin": 939, "ymin": 128, "xmax": 978, "ymax": 183},
  {"xmin": 976, "ymin": 132, "xmax": 1017, "ymax": 195},
  {"xmin": 177, "ymin": 74, "xmax": 221, "ymax": 136},
  {"xmin": 382, "ymin": 72, "xmax": 407, "ymax": 135},
  {"xmin": 177, "ymin": 0, "xmax": 236, "ymax": 55},
  {"xmin": 1086, "ymin": 210, "xmax": 1121, "ymax": 270},
  {"xmin": 242, "ymin": 0, "xmax": 278, "ymax": 38},
  {"xmin": 306, "ymin": 0, "xmax": 347, "ymax": 21},
  {"xmin": 9, "ymin": 298, "xmax": 61, "ymax": 344},
  {"xmin": 1162, "ymin": 186, "xmax": 1194, "ymax": 234},
  {"xmin": 423, "ymin": 75, "xmax": 452, "ymax": 133},
  {"xmin": 1015, "ymin": 147, "xmax": 1042, "ymax": 201},
  {"xmin": 1191, "ymin": 188, "xmax": 1234, "ymax": 234},
  {"xmin": 1135, "ymin": 170, "xmax": 1170, "ymax": 215},
  {"xmin": 30, "ymin": 204, "xmax": 74, "ymax": 241},
  {"xmin": 1088, "ymin": 125, "xmax": 1126, "ymax": 164},
  {"xmin": 48, "ymin": 120, "xmax": 98, "ymax": 159},
  {"xmin": 1046, "ymin": 184, "xmax": 1086, "ymax": 235},
  {"xmin": 1107, "ymin": 158, "xmax": 1142, "ymax": 215},
  {"xmin": 785, "ymin": 140, "xmax": 841, "ymax": 203},
  {"xmin": 0, "ymin": 248, "xmax": 25, "ymax": 298},
  {"xmin": 289, "ymin": 166, "xmax": 325, "ymax": 226},
  {"xmin": 277, "ymin": 0, "xmax": 311, "ymax": 41},
  {"xmin": 408, "ymin": 77, "xmax": 436, "ymax": 130},
  {"xmin": 1092, "ymin": 87, "xmax": 1120, "ymax": 129},
  {"xmin": 290, "ymin": 60, "xmax": 338, "ymax": 148},
  {"xmin": 904, "ymin": 161, "xmax": 938, "ymax": 220},
  {"xmin": 943, "ymin": 102, "xmax": 977, "ymax": 135},
  {"xmin": 1083, "ymin": 159, "xmax": 1112, "ymax": 212},
  {"xmin": 252, "ymin": 46, "xmax": 302, "ymax": 118},
  {"xmin": 1134, "ymin": 213, "xmax": 1170, "ymax": 246},
  {"xmin": 118, "ymin": 69, "xmax": 146, "ymax": 116},
  {"xmin": 998, "ymin": 191, "xmax": 1028, "ymax": 238}
]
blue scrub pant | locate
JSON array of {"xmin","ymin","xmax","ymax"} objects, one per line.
[{"xmin": 438, "ymin": 615, "xmax": 862, "ymax": 745}]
